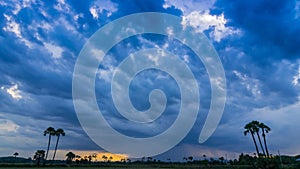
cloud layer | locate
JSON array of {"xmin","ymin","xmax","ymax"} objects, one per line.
[{"xmin": 0, "ymin": 0, "xmax": 299, "ymax": 160}]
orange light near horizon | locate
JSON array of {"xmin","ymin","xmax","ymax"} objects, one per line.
[{"xmin": 55, "ymin": 150, "xmax": 128, "ymax": 161}]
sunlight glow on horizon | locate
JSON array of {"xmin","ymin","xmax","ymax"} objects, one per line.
[{"xmin": 54, "ymin": 150, "xmax": 128, "ymax": 161}]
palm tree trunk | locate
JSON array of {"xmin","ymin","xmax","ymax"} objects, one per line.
[
  {"xmin": 251, "ymin": 132, "xmax": 260, "ymax": 156},
  {"xmin": 37, "ymin": 157, "xmax": 40, "ymax": 166},
  {"xmin": 256, "ymin": 132, "xmax": 266, "ymax": 157},
  {"xmin": 52, "ymin": 135, "xmax": 60, "ymax": 160},
  {"xmin": 45, "ymin": 135, "xmax": 51, "ymax": 160},
  {"xmin": 262, "ymin": 131, "xmax": 270, "ymax": 158}
]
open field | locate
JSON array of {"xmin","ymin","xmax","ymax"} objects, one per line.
[
  {"xmin": 0, "ymin": 167, "xmax": 254, "ymax": 169},
  {"xmin": 0, "ymin": 167, "xmax": 294, "ymax": 169}
]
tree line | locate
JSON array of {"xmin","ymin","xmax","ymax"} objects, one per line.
[{"xmin": 29, "ymin": 121, "xmax": 275, "ymax": 167}]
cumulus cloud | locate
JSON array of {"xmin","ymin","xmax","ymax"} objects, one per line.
[
  {"xmin": 54, "ymin": 0, "xmax": 71, "ymax": 13},
  {"xmin": 97, "ymin": 64, "xmax": 116, "ymax": 82},
  {"xmin": 44, "ymin": 42, "xmax": 64, "ymax": 59},
  {"xmin": 163, "ymin": 0, "xmax": 240, "ymax": 41},
  {"xmin": 2, "ymin": 84, "xmax": 22, "ymax": 100},
  {"xmin": 292, "ymin": 66, "xmax": 300, "ymax": 86},
  {"xmin": 3, "ymin": 14, "xmax": 22, "ymax": 38},
  {"xmin": 182, "ymin": 11, "xmax": 240, "ymax": 42},
  {"xmin": 2, "ymin": 14, "xmax": 34, "ymax": 48},
  {"xmin": 233, "ymin": 70, "xmax": 261, "ymax": 97},
  {"xmin": 89, "ymin": 0, "xmax": 118, "ymax": 19}
]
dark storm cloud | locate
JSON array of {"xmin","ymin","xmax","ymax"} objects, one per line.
[
  {"xmin": 210, "ymin": 0, "xmax": 300, "ymax": 110},
  {"xmin": 216, "ymin": 0, "xmax": 300, "ymax": 60},
  {"xmin": 0, "ymin": 0, "xmax": 299, "ymax": 159},
  {"xmin": 0, "ymin": 41, "xmax": 73, "ymax": 99}
]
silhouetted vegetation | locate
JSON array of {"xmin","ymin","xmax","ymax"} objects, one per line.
[
  {"xmin": 42, "ymin": 126, "xmax": 66, "ymax": 163},
  {"xmin": 52, "ymin": 128, "xmax": 65, "ymax": 160},
  {"xmin": 1, "ymin": 152, "xmax": 300, "ymax": 169},
  {"xmin": 33, "ymin": 150, "xmax": 45, "ymax": 166},
  {"xmin": 1, "ymin": 121, "xmax": 300, "ymax": 169},
  {"xmin": 43, "ymin": 127, "xmax": 55, "ymax": 160},
  {"xmin": 66, "ymin": 152, "xmax": 75, "ymax": 164},
  {"xmin": 244, "ymin": 121, "xmax": 271, "ymax": 158}
]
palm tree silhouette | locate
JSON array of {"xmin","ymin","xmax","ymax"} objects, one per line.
[
  {"xmin": 259, "ymin": 122, "xmax": 271, "ymax": 158},
  {"xmin": 33, "ymin": 150, "xmax": 45, "ymax": 166},
  {"xmin": 102, "ymin": 155, "xmax": 108, "ymax": 162},
  {"xmin": 183, "ymin": 157, "xmax": 188, "ymax": 162},
  {"xmin": 244, "ymin": 122, "xmax": 260, "ymax": 156},
  {"xmin": 44, "ymin": 127, "xmax": 55, "ymax": 160},
  {"xmin": 92, "ymin": 153, "xmax": 97, "ymax": 162},
  {"xmin": 252, "ymin": 121, "xmax": 266, "ymax": 157},
  {"xmin": 52, "ymin": 128, "xmax": 65, "ymax": 160},
  {"xmin": 13, "ymin": 152, "xmax": 19, "ymax": 158},
  {"xmin": 108, "ymin": 156, "xmax": 113, "ymax": 162},
  {"xmin": 66, "ymin": 152, "xmax": 75, "ymax": 164}
]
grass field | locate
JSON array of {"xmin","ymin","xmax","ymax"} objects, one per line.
[{"xmin": 0, "ymin": 167, "xmax": 252, "ymax": 169}]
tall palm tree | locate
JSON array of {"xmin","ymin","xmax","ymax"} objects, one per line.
[
  {"xmin": 52, "ymin": 128, "xmax": 65, "ymax": 160},
  {"xmin": 252, "ymin": 121, "xmax": 266, "ymax": 157},
  {"xmin": 244, "ymin": 122, "xmax": 260, "ymax": 156},
  {"xmin": 259, "ymin": 122, "xmax": 271, "ymax": 158},
  {"xmin": 44, "ymin": 127, "xmax": 55, "ymax": 160}
]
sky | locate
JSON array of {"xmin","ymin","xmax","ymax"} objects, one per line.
[{"xmin": 0, "ymin": 0, "xmax": 300, "ymax": 161}]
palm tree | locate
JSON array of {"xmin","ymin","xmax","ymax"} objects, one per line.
[
  {"xmin": 13, "ymin": 152, "xmax": 19, "ymax": 158},
  {"xmin": 66, "ymin": 152, "xmax": 75, "ymax": 164},
  {"xmin": 121, "ymin": 158, "xmax": 126, "ymax": 163},
  {"xmin": 92, "ymin": 153, "xmax": 98, "ymax": 162},
  {"xmin": 102, "ymin": 155, "xmax": 108, "ymax": 162},
  {"xmin": 13, "ymin": 152, "xmax": 19, "ymax": 163},
  {"xmin": 259, "ymin": 122, "xmax": 271, "ymax": 158},
  {"xmin": 244, "ymin": 122, "xmax": 260, "ymax": 156},
  {"xmin": 88, "ymin": 155, "xmax": 92, "ymax": 163},
  {"xmin": 75, "ymin": 155, "xmax": 81, "ymax": 162},
  {"xmin": 183, "ymin": 157, "xmax": 188, "ymax": 162},
  {"xmin": 108, "ymin": 156, "xmax": 113, "ymax": 162},
  {"xmin": 33, "ymin": 150, "xmax": 45, "ymax": 166},
  {"xmin": 219, "ymin": 157, "xmax": 224, "ymax": 164},
  {"xmin": 252, "ymin": 121, "xmax": 266, "ymax": 157},
  {"xmin": 52, "ymin": 128, "xmax": 65, "ymax": 160},
  {"xmin": 44, "ymin": 127, "xmax": 55, "ymax": 160}
]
